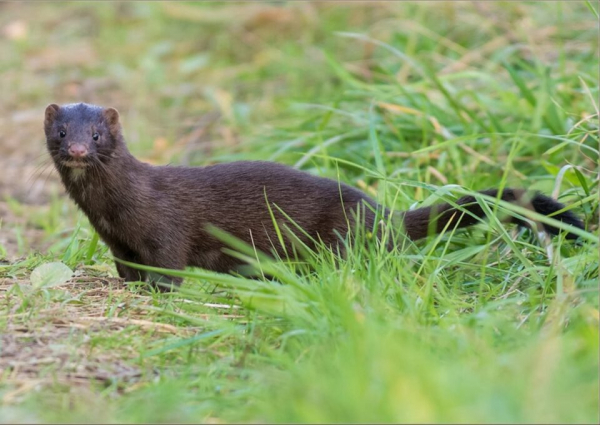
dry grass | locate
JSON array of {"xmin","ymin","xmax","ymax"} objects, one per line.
[{"xmin": 0, "ymin": 1, "xmax": 597, "ymax": 422}]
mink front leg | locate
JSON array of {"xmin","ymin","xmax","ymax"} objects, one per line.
[
  {"xmin": 138, "ymin": 245, "xmax": 185, "ymax": 292},
  {"xmin": 110, "ymin": 245, "xmax": 147, "ymax": 283}
]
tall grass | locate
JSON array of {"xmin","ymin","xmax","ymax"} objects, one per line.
[{"xmin": 0, "ymin": 2, "xmax": 597, "ymax": 423}]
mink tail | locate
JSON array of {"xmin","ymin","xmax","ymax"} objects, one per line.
[{"xmin": 401, "ymin": 188, "xmax": 584, "ymax": 241}]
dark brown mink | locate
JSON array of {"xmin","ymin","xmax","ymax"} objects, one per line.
[{"xmin": 44, "ymin": 103, "xmax": 585, "ymax": 290}]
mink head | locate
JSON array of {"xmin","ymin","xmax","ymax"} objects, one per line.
[{"xmin": 44, "ymin": 103, "xmax": 123, "ymax": 169}]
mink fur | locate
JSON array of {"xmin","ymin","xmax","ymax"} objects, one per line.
[{"xmin": 44, "ymin": 103, "xmax": 585, "ymax": 290}]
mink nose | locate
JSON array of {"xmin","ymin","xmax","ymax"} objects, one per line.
[{"xmin": 68, "ymin": 144, "xmax": 88, "ymax": 159}]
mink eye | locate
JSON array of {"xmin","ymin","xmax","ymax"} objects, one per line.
[
  {"xmin": 92, "ymin": 132, "xmax": 99, "ymax": 141},
  {"xmin": 59, "ymin": 130, "xmax": 66, "ymax": 138}
]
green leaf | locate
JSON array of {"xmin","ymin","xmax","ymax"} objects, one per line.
[
  {"xmin": 238, "ymin": 292, "xmax": 287, "ymax": 315},
  {"xmin": 30, "ymin": 262, "xmax": 73, "ymax": 288},
  {"xmin": 574, "ymin": 168, "xmax": 591, "ymax": 196},
  {"xmin": 504, "ymin": 62, "xmax": 536, "ymax": 107},
  {"xmin": 369, "ymin": 104, "xmax": 386, "ymax": 176},
  {"xmin": 585, "ymin": 0, "xmax": 599, "ymax": 18},
  {"xmin": 542, "ymin": 162, "xmax": 581, "ymax": 186},
  {"xmin": 141, "ymin": 329, "xmax": 227, "ymax": 358}
]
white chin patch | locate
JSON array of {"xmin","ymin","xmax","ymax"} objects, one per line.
[
  {"xmin": 71, "ymin": 168, "xmax": 86, "ymax": 180},
  {"xmin": 64, "ymin": 160, "xmax": 87, "ymax": 167}
]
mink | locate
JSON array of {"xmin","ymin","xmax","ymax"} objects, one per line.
[{"xmin": 44, "ymin": 103, "xmax": 585, "ymax": 290}]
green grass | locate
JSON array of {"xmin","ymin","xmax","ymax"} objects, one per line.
[{"xmin": 0, "ymin": 2, "xmax": 598, "ymax": 423}]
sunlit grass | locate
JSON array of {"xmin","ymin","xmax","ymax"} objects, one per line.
[{"xmin": 0, "ymin": 1, "xmax": 598, "ymax": 423}]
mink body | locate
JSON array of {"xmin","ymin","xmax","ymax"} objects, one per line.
[{"xmin": 44, "ymin": 103, "xmax": 585, "ymax": 290}]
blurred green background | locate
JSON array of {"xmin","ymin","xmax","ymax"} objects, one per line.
[{"xmin": 0, "ymin": 2, "xmax": 597, "ymax": 423}]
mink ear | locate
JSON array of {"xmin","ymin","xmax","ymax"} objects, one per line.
[
  {"xmin": 102, "ymin": 107, "xmax": 121, "ymax": 136},
  {"xmin": 44, "ymin": 104, "xmax": 60, "ymax": 129}
]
